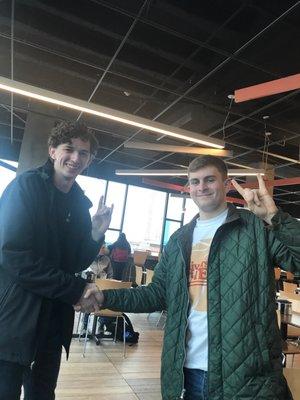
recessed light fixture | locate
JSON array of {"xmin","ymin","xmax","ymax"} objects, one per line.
[
  {"xmin": 124, "ymin": 141, "xmax": 232, "ymax": 157},
  {"xmin": 0, "ymin": 76, "xmax": 225, "ymax": 148}
]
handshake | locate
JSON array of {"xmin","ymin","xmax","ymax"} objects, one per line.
[{"xmin": 73, "ymin": 283, "xmax": 105, "ymax": 313}]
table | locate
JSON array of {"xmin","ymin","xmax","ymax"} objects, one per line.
[{"xmin": 283, "ymin": 368, "xmax": 300, "ymax": 399}]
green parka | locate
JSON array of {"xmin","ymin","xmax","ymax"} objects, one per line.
[{"xmin": 103, "ymin": 205, "xmax": 300, "ymax": 400}]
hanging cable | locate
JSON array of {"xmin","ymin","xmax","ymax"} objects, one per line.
[
  {"xmin": 222, "ymin": 95, "xmax": 234, "ymax": 139},
  {"xmin": 262, "ymin": 115, "xmax": 271, "ymax": 170}
]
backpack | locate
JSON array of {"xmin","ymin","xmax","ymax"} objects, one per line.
[
  {"xmin": 116, "ymin": 313, "xmax": 139, "ymax": 344},
  {"xmin": 111, "ymin": 247, "xmax": 129, "ymax": 262}
]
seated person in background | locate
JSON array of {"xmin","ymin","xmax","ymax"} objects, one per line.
[
  {"xmin": 89, "ymin": 244, "xmax": 113, "ymax": 279},
  {"xmin": 108, "ymin": 233, "xmax": 131, "ymax": 280}
]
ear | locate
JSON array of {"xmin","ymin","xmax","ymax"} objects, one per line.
[{"xmin": 48, "ymin": 146, "xmax": 56, "ymax": 160}]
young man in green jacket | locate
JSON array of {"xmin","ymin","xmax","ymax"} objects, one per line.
[
  {"xmin": 85, "ymin": 155, "xmax": 300, "ymax": 400},
  {"xmin": 0, "ymin": 121, "xmax": 113, "ymax": 400}
]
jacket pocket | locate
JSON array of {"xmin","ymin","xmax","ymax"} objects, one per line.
[
  {"xmin": 0, "ymin": 282, "xmax": 15, "ymax": 312},
  {"xmin": 254, "ymin": 324, "xmax": 271, "ymax": 370}
]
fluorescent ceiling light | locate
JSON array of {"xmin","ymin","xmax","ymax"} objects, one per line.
[
  {"xmin": 124, "ymin": 141, "xmax": 232, "ymax": 156},
  {"xmin": 116, "ymin": 169, "xmax": 188, "ymax": 176},
  {"xmin": 0, "ymin": 76, "xmax": 225, "ymax": 148},
  {"xmin": 115, "ymin": 169, "xmax": 265, "ymax": 176},
  {"xmin": 257, "ymin": 150, "xmax": 300, "ymax": 165}
]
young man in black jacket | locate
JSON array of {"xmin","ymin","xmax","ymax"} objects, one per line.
[{"xmin": 0, "ymin": 121, "xmax": 113, "ymax": 400}]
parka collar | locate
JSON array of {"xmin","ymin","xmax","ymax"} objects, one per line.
[{"xmin": 36, "ymin": 159, "xmax": 93, "ymax": 209}]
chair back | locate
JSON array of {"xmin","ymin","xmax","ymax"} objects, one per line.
[
  {"xmin": 96, "ymin": 279, "xmax": 132, "ymax": 290},
  {"xmin": 283, "ymin": 281, "xmax": 298, "ymax": 294},
  {"xmin": 286, "ymin": 271, "xmax": 295, "ymax": 282},
  {"xmin": 133, "ymin": 250, "xmax": 148, "ymax": 268},
  {"xmin": 274, "ymin": 267, "xmax": 281, "ymax": 281}
]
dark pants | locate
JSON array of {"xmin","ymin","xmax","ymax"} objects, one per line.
[
  {"xmin": 183, "ymin": 367, "xmax": 208, "ymax": 400},
  {"xmin": 0, "ymin": 344, "xmax": 61, "ymax": 400}
]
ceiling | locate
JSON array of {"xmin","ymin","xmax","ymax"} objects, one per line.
[{"xmin": 0, "ymin": 0, "xmax": 299, "ymax": 215}]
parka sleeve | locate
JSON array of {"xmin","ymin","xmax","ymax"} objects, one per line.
[
  {"xmin": 267, "ymin": 210, "xmax": 300, "ymax": 272},
  {"xmin": 102, "ymin": 241, "xmax": 170, "ymax": 313},
  {"xmin": 0, "ymin": 177, "xmax": 86, "ymax": 305}
]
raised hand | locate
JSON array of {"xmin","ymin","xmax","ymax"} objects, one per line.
[
  {"xmin": 231, "ymin": 174, "xmax": 278, "ymax": 224},
  {"xmin": 91, "ymin": 195, "xmax": 114, "ymax": 241}
]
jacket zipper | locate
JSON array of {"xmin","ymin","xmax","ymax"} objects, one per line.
[
  {"xmin": 177, "ymin": 242, "xmax": 190, "ymax": 399},
  {"xmin": 206, "ymin": 218, "xmax": 232, "ymax": 398}
]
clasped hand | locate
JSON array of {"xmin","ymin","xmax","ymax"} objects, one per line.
[{"xmin": 73, "ymin": 283, "xmax": 104, "ymax": 313}]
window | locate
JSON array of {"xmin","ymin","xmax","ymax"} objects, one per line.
[
  {"xmin": 105, "ymin": 181, "xmax": 126, "ymax": 229},
  {"xmin": 167, "ymin": 194, "xmax": 184, "ymax": 221},
  {"xmin": 163, "ymin": 220, "xmax": 181, "ymax": 247},
  {"xmin": 76, "ymin": 175, "xmax": 107, "ymax": 216},
  {"xmin": 0, "ymin": 160, "xmax": 17, "ymax": 197},
  {"xmin": 104, "ymin": 229, "xmax": 120, "ymax": 245},
  {"xmin": 123, "ymin": 186, "xmax": 166, "ymax": 254},
  {"xmin": 183, "ymin": 198, "xmax": 198, "ymax": 224}
]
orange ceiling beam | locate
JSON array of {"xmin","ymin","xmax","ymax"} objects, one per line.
[
  {"xmin": 142, "ymin": 178, "xmax": 246, "ymax": 204},
  {"xmin": 143, "ymin": 176, "xmax": 299, "ymax": 205},
  {"xmin": 234, "ymin": 73, "xmax": 300, "ymax": 103}
]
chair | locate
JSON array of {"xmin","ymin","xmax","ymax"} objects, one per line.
[
  {"xmin": 133, "ymin": 250, "xmax": 148, "ymax": 285},
  {"xmin": 82, "ymin": 279, "xmax": 132, "ymax": 358},
  {"xmin": 274, "ymin": 267, "xmax": 282, "ymax": 292},
  {"xmin": 274, "ymin": 267, "xmax": 281, "ymax": 281},
  {"xmin": 286, "ymin": 271, "xmax": 295, "ymax": 282},
  {"xmin": 133, "ymin": 250, "xmax": 148, "ymax": 268},
  {"xmin": 283, "ymin": 281, "xmax": 298, "ymax": 294},
  {"xmin": 276, "ymin": 310, "xmax": 300, "ymax": 367}
]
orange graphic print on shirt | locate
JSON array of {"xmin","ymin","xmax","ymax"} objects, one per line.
[{"xmin": 189, "ymin": 238, "xmax": 212, "ymax": 312}]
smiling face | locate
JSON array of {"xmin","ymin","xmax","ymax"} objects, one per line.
[
  {"xmin": 49, "ymin": 137, "xmax": 92, "ymax": 192},
  {"xmin": 188, "ymin": 165, "xmax": 230, "ymax": 219}
]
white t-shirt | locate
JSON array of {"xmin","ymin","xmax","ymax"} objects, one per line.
[{"xmin": 184, "ymin": 208, "xmax": 228, "ymax": 370}]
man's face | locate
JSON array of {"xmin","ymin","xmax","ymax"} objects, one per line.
[
  {"xmin": 49, "ymin": 137, "xmax": 92, "ymax": 183},
  {"xmin": 188, "ymin": 165, "xmax": 229, "ymax": 214}
]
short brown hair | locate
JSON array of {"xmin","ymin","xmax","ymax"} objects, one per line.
[
  {"xmin": 188, "ymin": 155, "xmax": 228, "ymax": 179},
  {"xmin": 48, "ymin": 120, "xmax": 98, "ymax": 156}
]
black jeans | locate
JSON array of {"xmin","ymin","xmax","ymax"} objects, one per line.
[{"xmin": 0, "ymin": 345, "xmax": 62, "ymax": 400}]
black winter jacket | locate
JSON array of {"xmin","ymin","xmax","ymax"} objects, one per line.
[{"xmin": 0, "ymin": 161, "xmax": 101, "ymax": 365}]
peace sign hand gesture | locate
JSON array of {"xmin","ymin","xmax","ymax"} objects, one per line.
[
  {"xmin": 91, "ymin": 196, "xmax": 114, "ymax": 241},
  {"xmin": 231, "ymin": 174, "xmax": 278, "ymax": 224}
]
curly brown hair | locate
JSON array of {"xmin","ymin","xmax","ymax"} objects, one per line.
[{"xmin": 48, "ymin": 120, "xmax": 98, "ymax": 156}]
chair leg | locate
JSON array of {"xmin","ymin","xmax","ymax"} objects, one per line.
[
  {"xmin": 113, "ymin": 316, "xmax": 118, "ymax": 342},
  {"xmin": 76, "ymin": 312, "xmax": 82, "ymax": 340},
  {"xmin": 82, "ymin": 315, "xmax": 91, "ymax": 358},
  {"xmin": 123, "ymin": 317, "xmax": 126, "ymax": 358}
]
